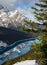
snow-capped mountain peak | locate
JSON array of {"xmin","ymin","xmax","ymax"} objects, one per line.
[{"xmin": 0, "ymin": 7, "xmax": 26, "ymax": 28}]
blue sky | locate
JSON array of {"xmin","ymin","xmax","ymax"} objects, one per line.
[
  {"xmin": 13, "ymin": 0, "xmax": 38, "ymax": 21},
  {"xmin": 14, "ymin": 0, "xmax": 35, "ymax": 9},
  {"xmin": 0, "ymin": 0, "xmax": 39, "ymax": 22}
]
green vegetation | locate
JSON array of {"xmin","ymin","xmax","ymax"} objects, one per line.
[
  {"xmin": 30, "ymin": 0, "xmax": 47, "ymax": 65},
  {"xmin": 4, "ymin": 59, "xmax": 12, "ymax": 65},
  {"xmin": 31, "ymin": 34, "xmax": 47, "ymax": 65}
]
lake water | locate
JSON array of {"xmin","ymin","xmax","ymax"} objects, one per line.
[{"xmin": 0, "ymin": 39, "xmax": 40, "ymax": 65}]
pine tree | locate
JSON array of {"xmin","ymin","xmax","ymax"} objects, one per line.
[
  {"xmin": 32, "ymin": 0, "xmax": 47, "ymax": 31},
  {"xmin": 31, "ymin": 0, "xmax": 47, "ymax": 65},
  {"xmin": 32, "ymin": 0, "xmax": 47, "ymax": 22}
]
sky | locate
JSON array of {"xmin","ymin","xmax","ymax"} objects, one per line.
[{"xmin": 0, "ymin": 0, "xmax": 39, "ymax": 22}]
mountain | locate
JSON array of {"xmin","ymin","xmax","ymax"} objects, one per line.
[
  {"xmin": 0, "ymin": 8, "xmax": 27, "ymax": 31},
  {"xmin": 9, "ymin": 9, "xmax": 25, "ymax": 25}
]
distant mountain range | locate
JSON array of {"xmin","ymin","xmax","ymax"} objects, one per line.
[{"xmin": 0, "ymin": 5, "xmax": 27, "ymax": 30}]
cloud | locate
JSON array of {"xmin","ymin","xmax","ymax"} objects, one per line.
[
  {"xmin": 17, "ymin": 0, "xmax": 32, "ymax": 3},
  {"xmin": 0, "ymin": 0, "xmax": 34, "ymax": 10},
  {"xmin": 0, "ymin": 0, "xmax": 17, "ymax": 10}
]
